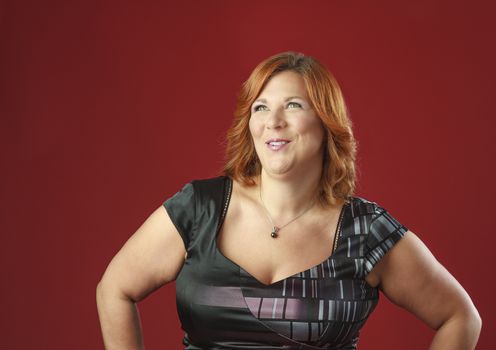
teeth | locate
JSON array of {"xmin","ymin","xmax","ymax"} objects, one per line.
[{"xmin": 269, "ymin": 141, "xmax": 288, "ymax": 146}]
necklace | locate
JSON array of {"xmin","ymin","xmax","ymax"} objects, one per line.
[{"xmin": 259, "ymin": 181, "xmax": 317, "ymax": 238}]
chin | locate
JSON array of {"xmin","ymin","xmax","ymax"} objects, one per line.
[{"xmin": 263, "ymin": 162, "xmax": 294, "ymax": 177}]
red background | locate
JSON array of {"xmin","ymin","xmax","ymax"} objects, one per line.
[{"xmin": 1, "ymin": 0, "xmax": 494, "ymax": 349}]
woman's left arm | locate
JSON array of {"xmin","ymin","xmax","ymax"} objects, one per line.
[{"xmin": 367, "ymin": 230, "xmax": 482, "ymax": 350}]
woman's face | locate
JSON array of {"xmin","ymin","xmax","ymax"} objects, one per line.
[{"xmin": 249, "ymin": 70, "xmax": 325, "ymax": 178}]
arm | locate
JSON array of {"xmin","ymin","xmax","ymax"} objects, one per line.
[
  {"xmin": 96, "ymin": 205, "xmax": 187, "ymax": 350},
  {"xmin": 366, "ymin": 231, "xmax": 482, "ymax": 350}
]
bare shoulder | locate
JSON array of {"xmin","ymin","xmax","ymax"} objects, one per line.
[{"xmin": 371, "ymin": 230, "xmax": 439, "ymax": 282}]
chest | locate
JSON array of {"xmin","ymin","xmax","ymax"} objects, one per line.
[{"xmin": 216, "ymin": 205, "xmax": 341, "ymax": 286}]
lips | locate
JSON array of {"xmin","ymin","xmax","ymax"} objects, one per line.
[{"xmin": 265, "ymin": 138, "xmax": 291, "ymax": 151}]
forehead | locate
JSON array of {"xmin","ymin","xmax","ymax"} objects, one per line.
[{"xmin": 257, "ymin": 70, "xmax": 308, "ymax": 98}]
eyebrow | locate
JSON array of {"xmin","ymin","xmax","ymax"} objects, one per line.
[{"xmin": 253, "ymin": 96, "xmax": 305, "ymax": 104}]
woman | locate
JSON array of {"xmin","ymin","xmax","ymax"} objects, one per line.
[{"xmin": 96, "ymin": 52, "xmax": 481, "ymax": 349}]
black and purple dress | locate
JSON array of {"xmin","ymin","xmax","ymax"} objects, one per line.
[{"xmin": 163, "ymin": 176, "xmax": 408, "ymax": 349}]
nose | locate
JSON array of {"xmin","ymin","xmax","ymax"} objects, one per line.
[{"xmin": 265, "ymin": 108, "xmax": 287, "ymax": 129}]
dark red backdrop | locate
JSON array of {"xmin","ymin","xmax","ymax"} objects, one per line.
[{"xmin": 1, "ymin": 0, "xmax": 494, "ymax": 349}]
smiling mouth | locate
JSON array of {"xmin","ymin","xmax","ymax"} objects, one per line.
[{"xmin": 265, "ymin": 139, "xmax": 291, "ymax": 151}]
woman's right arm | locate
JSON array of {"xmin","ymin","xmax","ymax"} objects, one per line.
[{"xmin": 96, "ymin": 205, "xmax": 187, "ymax": 350}]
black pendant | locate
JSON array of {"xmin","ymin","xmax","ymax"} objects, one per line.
[{"xmin": 271, "ymin": 226, "xmax": 279, "ymax": 238}]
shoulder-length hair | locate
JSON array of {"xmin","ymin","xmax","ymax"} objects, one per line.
[{"xmin": 222, "ymin": 51, "xmax": 358, "ymax": 206}]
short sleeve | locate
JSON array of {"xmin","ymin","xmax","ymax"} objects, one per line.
[
  {"xmin": 364, "ymin": 203, "xmax": 409, "ymax": 275},
  {"xmin": 163, "ymin": 182, "xmax": 196, "ymax": 251}
]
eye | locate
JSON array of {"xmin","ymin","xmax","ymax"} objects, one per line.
[
  {"xmin": 287, "ymin": 102, "xmax": 302, "ymax": 109},
  {"xmin": 253, "ymin": 104, "xmax": 268, "ymax": 112}
]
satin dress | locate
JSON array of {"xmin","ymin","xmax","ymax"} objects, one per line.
[{"xmin": 163, "ymin": 176, "xmax": 408, "ymax": 349}]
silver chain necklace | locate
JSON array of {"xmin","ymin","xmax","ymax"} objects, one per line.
[{"xmin": 259, "ymin": 181, "xmax": 317, "ymax": 238}]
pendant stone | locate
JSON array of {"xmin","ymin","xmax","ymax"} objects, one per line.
[{"xmin": 271, "ymin": 226, "xmax": 279, "ymax": 238}]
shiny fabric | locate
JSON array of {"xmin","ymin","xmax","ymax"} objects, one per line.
[{"xmin": 163, "ymin": 176, "xmax": 408, "ymax": 349}]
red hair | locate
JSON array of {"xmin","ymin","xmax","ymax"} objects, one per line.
[{"xmin": 222, "ymin": 51, "xmax": 358, "ymax": 206}]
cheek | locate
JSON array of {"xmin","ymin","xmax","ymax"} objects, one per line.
[
  {"xmin": 296, "ymin": 116, "xmax": 324, "ymax": 138},
  {"xmin": 297, "ymin": 119, "xmax": 326, "ymax": 151},
  {"xmin": 315, "ymin": 123, "xmax": 325, "ymax": 141},
  {"xmin": 248, "ymin": 117, "xmax": 263, "ymax": 139}
]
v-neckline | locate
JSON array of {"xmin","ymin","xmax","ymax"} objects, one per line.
[{"xmin": 214, "ymin": 176, "xmax": 351, "ymax": 287}]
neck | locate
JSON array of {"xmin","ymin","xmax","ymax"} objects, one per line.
[{"xmin": 257, "ymin": 166, "xmax": 323, "ymax": 220}]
